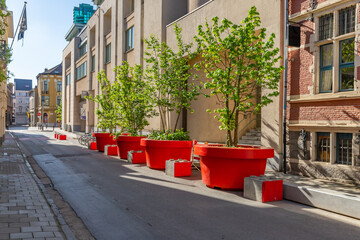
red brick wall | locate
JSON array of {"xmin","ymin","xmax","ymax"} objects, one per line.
[
  {"xmin": 289, "ymin": 0, "xmax": 330, "ymax": 15},
  {"xmin": 288, "ymin": 47, "xmax": 313, "ymax": 96},
  {"xmin": 289, "ymin": 100, "xmax": 360, "ymax": 121}
]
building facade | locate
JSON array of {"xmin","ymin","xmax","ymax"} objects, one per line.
[
  {"xmin": 29, "ymin": 86, "xmax": 38, "ymax": 127},
  {"xmin": 13, "ymin": 79, "xmax": 32, "ymax": 125},
  {"xmin": 287, "ymin": 0, "xmax": 360, "ymax": 183},
  {"xmin": 62, "ymin": 0, "xmax": 285, "ymax": 168},
  {"xmin": 6, "ymin": 83, "xmax": 13, "ymax": 127},
  {"xmin": 36, "ymin": 64, "xmax": 62, "ymax": 126},
  {"xmin": 0, "ymin": 1, "xmax": 13, "ymax": 144}
]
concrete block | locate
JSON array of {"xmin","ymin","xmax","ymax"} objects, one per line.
[
  {"xmin": 244, "ymin": 175, "xmax": 283, "ymax": 203},
  {"xmin": 165, "ymin": 159, "xmax": 191, "ymax": 177},
  {"xmin": 89, "ymin": 142, "xmax": 97, "ymax": 150},
  {"xmin": 283, "ymin": 184, "xmax": 360, "ymax": 220},
  {"xmin": 128, "ymin": 150, "xmax": 146, "ymax": 164},
  {"xmin": 104, "ymin": 145, "xmax": 118, "ymax": 156},
  {"xmin": 59, "ymin": 135, "xmax": 67, "ymax": 140}
]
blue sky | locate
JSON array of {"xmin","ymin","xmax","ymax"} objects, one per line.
[{"xmin": 7, "ymin": 0, "xmax": 93, "ymax": 87}]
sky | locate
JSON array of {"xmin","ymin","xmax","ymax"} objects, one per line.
[{"xmin": 7, "ymin": 0, "xmax": 94, "ymax": 87}]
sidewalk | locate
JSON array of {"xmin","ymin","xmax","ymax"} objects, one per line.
[{"xmin": 0, "ymin": 132, "xmax": 67, "ymax": 240}]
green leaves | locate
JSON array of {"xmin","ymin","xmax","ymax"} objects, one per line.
[
  {"xmin": 86, "ymin": 71, "xmax": 119, "ymax": 133},
  {"xmin": 144, "ymin": 24, "xmax": 200, "ymax": 132},
  {"xmin": 112, "ymin": 62, "xmax": 155, "ymax": 136},
  {"xmin": 195, "ymin": 6, "xmax": 283, "ymax": 147},
  {"xmin": 0, "ymin": 0, "xmax": 12, "ymax": 83},
  {"xmin": 148, "ymin": 129, "xmax": 190, "ymax": 141}
]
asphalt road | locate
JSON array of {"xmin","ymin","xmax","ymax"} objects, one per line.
[{"xmin": 11, "ymin": 126, "xmax": 360, "ymax": 240}]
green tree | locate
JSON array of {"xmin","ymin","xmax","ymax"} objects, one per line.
[
  {"xmin": 144, "ymin": 24, "xmax": 200, "ymax": 133},
  {"xmin": 194, "ymin": 6, "xmax": 283, "ymax": 147},
  {"xmin": 86, "ymin": 71, "xmax": 120, "ymax": 133},
  {"xmin": 0, "ymin": 0, "xmax": 12, "ymax": 83},
  {"xmin": 55, "ymin": 100, "xmax": 62, "ymax": 123},
  {"xmin": 112, "ymin": 62, "xmax": 156, "ymax": 136}
]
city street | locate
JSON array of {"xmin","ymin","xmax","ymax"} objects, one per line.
[{"xmin": 9, "ymin": 126, "xmax": 360, "ymax": 240}]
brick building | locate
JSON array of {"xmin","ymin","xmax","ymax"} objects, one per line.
[{"xmin": 288, "ymin": 0, "xmax": 360, "ymax": 183}]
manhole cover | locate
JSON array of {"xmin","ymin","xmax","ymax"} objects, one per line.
[{"xmin": 0, "ymin": 162, "xmax": 21, "ymax": 174}]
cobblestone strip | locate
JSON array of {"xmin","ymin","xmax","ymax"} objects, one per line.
[{"xmin": 0, "ymin": 133, "xmax": 70, "ymax": 240}]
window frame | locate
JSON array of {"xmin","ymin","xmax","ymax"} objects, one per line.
[
  {"xmin": 105, "ymin": 44, "xmax": 111, "ymax": 64},
  {"xmin": 125, "ymin": 26, "xmax": 134, "ymax": 52},
  {"xmin": 316, "ymin": 132, "xmax": 331, "ymax": 162},
  {"xmin": 76, "ymin": 62, "xmax": 87, "ymax": 80},
  {"xmin": 319, "ymin": 43, "xmax": 333, "ymax": 93},
  {"xmin": 57, "ymin": 81, "xmax": 62, "ymax": 92},
  {"xmin": 336, "ymin": 133, "xmax": 353, "ymax": 165},
  {"xmin": 338, "ymin": 38, "xmax": 354, "ymax": 92}
]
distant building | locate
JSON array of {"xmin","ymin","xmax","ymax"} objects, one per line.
[
  {"xmin": 14, "ymin": 79, "xmax": 32, "ymax": 125},
  {"xmin": 29, "ymin": 86, "xmax": 38, "ymax": 127},
  {"xmin": 36, "ymin": 64, "xmax": 62, "ymax": 126},
  {"xmin": 65, "ymin": 4, "xmax": 94, "ymax": 42}
]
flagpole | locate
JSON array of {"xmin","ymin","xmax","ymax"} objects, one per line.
[{"xmin": 10, "ymin": 1, "xmax": 27, "ymax": 50}]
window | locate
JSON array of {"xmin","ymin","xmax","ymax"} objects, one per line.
[
  {"xmin": 105, "ymin": 44, "xmax": 111, "ymax": 63},
  {"xmin": 66, "ymin": 74, "xmax": 71, "ymax": 85},
  {"xmin": 57, "ymin": 96, "xmax": 61, "ymax": 106},
  {"xmin": 339, "ymin": 6, "xmax": 355, "ymax": 36},
  {"xmin": 41, "ymin": 96, "xmax": 45, "ymax": 105},
  {"xmin": 44, "ymin": 81, "xmax": 48, "ymax": 91},
  {"xmin": 336, "ymin": 133, "xmax": 352, "ymax": 165},
  {"xmin": 18, "ymin": 92, "xmax": 21, "ymax": 96},
  {"xmin": 44, "ymin": 96, "xmax": 50, "ymax": 106},
  {"xmin": 57, "ymin": 81, "xmax": 62, "ymax": 92},
  {"xmin": 339, "ymin": 38, "xmax": 354, "ymax": 91},
  {"xmin": 76, "ymin": 62, "xmax": 87, "ymax": 80},
  {"xmin": 318, "ymin": 6, "xmax": 356, "ymax": 94},
  {"xmin": 319, "ymin": 44, "xmax": 333, "ymax": 92},
  {"xmin": 317, "ymin": 132, "xmax": 330, "ymax": 162},
  {"xmin": 91, "ymin": 55, "xmax": 95, "ymax": 72},
  {"xmin": 79, "ymin": 41, "xmax": 87, "ymax": 57},
  {"xmin": 19, "ymin": 106, "xmax": 22, "ymax": 113},
  {"xmin": 319, "ymin": 13, "xmax": 333, "ymax": 41},
  {"xmin": 125, "ymin": 26, "xmax": 134, "ymax": 51}
]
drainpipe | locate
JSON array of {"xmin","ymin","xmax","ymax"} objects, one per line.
[{"xmin": 283, "ymin": 0, "xmax": 289, "ymax": 174}]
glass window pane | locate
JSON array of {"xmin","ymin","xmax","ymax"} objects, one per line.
[
  {"xmin": 320, "ymin": 44, "xmax": 333, "ymax": 67},
  {"xmin": 340, "ymin": 66, "xmax": 354, "ymax": 90},
  {"xmin": 340, "ymin": 39, "xmax": 354, "ymax": 64},
  {"xmin": 339, "ymin": 6, "xmax": 355, "ymax": 35},
  {"xmin": 320, "ymin": 69, "xmax": 332, "ymax": 92},
  {"xmin": 319, "ymin": 14, "xmax": 333, "ymax": 40}
]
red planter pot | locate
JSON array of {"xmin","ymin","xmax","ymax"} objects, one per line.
[
  {"xmin": 93, "ymin": 133, "xmax": 116, "ymax": 152},
  {"xmin": 115, "ymin": 136, "xmax": 146, "ymax": 160},
  {"xmin": 194, "ymin": 144, "xmax": 274, "ymax": 190},
  {"xmin": 140, "ymin": 139, "xmax": 193, "ymax": 170}
]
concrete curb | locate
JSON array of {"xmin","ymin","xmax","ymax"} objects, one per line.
[{"xmin": 283, "ymin": 183, "xmax": 360, "ymax": 220}]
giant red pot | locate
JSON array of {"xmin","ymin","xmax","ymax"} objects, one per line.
[
  {"xmin": 115, "ymin": 135, "xmax": 146, "ymax": 160},
  {"xmin": 93, "ymin": 133, "xmax": 116, "ymax": 152},
  {"xmin": 194, "ymin": 144, "xmax": 274, "ymax": 190},
  {"xmin": 140, "ymin": 139, "xmax": 193, "ymax": 170}
]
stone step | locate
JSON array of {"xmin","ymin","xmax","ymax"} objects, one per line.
[
  {"xmin": 238, "ymin": 140, "xmax": 261, "ymax": 145},
  {"xmin": 241, "ymin": 135, "xmax": 261, "ymax": 141},
  {"xmin": 246, "ymin": 132, "xmax": 261, "ymax": 137}
]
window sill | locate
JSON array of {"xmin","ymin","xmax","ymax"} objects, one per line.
[
  {"xmin": 315, "ymin": 32, "xmax": 355, "ymax": 46},
  {"xmin": 105, "ymin": 61, "xmax": 111, "ymax": 65},
  {"xmin": 288, "ymin": 90, "xmax": 359, "ymax": 103},
  {"xmin": 76, "ymin": 75, "xmax": 87, "ymax": 81},
  {"xmin": 125, "ymin": 48, "xmax": 134, "ymax": 54}
]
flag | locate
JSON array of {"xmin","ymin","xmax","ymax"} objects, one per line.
[{"xmin": 18, "ymin": 5, "xmax": 27, "ymax": 41}]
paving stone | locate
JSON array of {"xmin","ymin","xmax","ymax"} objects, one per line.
[
  {"xmin": 0, "ymin": 227, "xmax": 20, "ymax": 233},
  {"xmin": 10, "ymin": 232, "xmax": 33, "ymax": 239},
  {"xmin": 33, "ymin": 232, "xmax": 55, "ymax": 238},
  {"xmin": 30, "ymin": 221, "xmax": 49, "ymax": 227},
  {"xmin": 0, "ymin": 233, "xmax": 9, "ymax": 240},
  {"xmin": 41, "ymin": 226, "xmax": 59, "ymax": 232},
  {"xmin": 9, "ymin": 222, "xmax": 30, "ymax": 228},
  {"xmin": 21, "ymin": 226, "xmax": 42, "ymax": 232}
]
